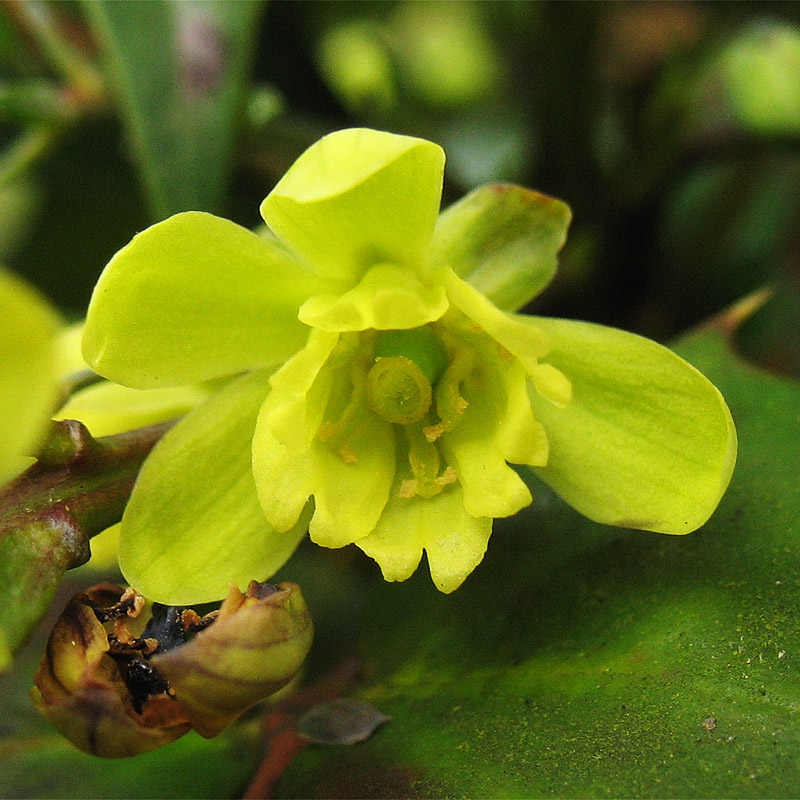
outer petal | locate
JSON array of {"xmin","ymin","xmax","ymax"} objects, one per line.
[
  {"xmin": 83, "ymin": 212, "xmax": 330, "ymax": 389},
  {"xmin": 119, "ymin": 369, "xmax": 307, "ymax": 605},
  {"xmin": 262, "ymin": 128, "xmax": 444, "ymax": 283},
  {"xmin": 0, "ymin": 269, "xmax": 59, "ymax": 483},
  {"xmin": 356, "ymin": 487, "xmax": 492, "ymax": 593},
  {"xmin": 524, "ymin": 317, "xmax": 738, "ymax": 534},
  {"xmin": 430, "ymin": 185, "xmax": 571, "ymax": 311},
  {"xmin": 55, "ymin": 382, "xmax": 213, "ymax": 438}
]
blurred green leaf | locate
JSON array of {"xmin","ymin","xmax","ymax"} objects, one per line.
[
  {"xmin": 83, "ymin": 0, "xmax": 263, "ymax": 217},
  {"xmin": 0, "ymin": 717, "xmax": 258, "ymax": 799},
  {"xmin": 276, "ymin": 322, "xmax": 800, "ymax": 798}
]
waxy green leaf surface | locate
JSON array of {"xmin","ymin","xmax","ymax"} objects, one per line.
[{"xmin": 275, "ymin": 326, "xmax": 800, "ymax": 798}]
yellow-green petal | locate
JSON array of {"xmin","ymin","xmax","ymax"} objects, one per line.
[
  {"xmin": 250, "ymin": 420, "xmax": 316, "ymax": 535},
  {"xmin": 0, "ymin": 269, "xmax": 59, "ymax": 484},
  {"xmin": 298, "ymin": 263, "xmax": 448, "ymax": 332},
  {"xmin": 262, "ymin": 128, "xmax": 444, "ymax": 283},
  {"xmin": 430, "ymin": 184, "xmax": 572, "ymax": 311},
  {"xmin": 55, "ymin": 382, "xmax": 213, "ymax": 438},
  {"xmin": 443, "ymin": 267, "xmax": 552, "ymax": 365},
  {"xmin": 263, "ymin": 329, "xmax": 340, "ymax": 451},
  {"xmin": 356, "ymin": 487, "xmax": 492, "ymax": 593},
  {"xmin": 83, "ymin": 212, "xmax": 329, "ymax": 389},
  {"xmin": 254, "ymin": 361, "xmax": 396, "ymax": 547},
  {"xmin": 119, "ymin": 369, "xmax": 306, "ymax": 605},
  {"xmin": 495, "ymin": 359, "xmax": 549, "ymax": 467},
  {"xmin": 525, "ymin": 317, "xmax": 738, "ymax": 534},
  {"xmin": 307, "ymin": 407, "xmax": 396, "ymax": 548},
  {"xmin": 439, "ymin": 358, "xmax": 532, "ymax": 518}
]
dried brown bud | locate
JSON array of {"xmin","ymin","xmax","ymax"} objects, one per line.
[
  {"xmin": 153, "ymin": 580, "xmax": 314, "ymax": 737},
  {"xmin": 30, "ymin": 583, "xmax": 190, "ymax": 758},
  {"xmin": 31, "ymin": 580, "xmax": 313, "ymax": 756}
]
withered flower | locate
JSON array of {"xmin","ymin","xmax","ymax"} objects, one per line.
[{"xmin": 31, "ymin": 580, "xmax": 312, "ymax": 757}]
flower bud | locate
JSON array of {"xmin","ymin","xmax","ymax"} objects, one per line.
[
  {"xmin": 30, "ymin": 583, "xmax": 191, "ymax": 758},
  {"xmin": 31, "ymin": 580, "xmax": 313, "ymax": 756},
  {"xmin": 152, "ymin": 580, "xmax": 313, "ymax": 737}
]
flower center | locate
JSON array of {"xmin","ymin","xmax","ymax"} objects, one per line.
[
  {"xmin": 365, "ymin": 357, "xmax": 432, "ymax": 425},
  {"xmin": 364, "ymin": 326, "xmax": 448, "ymax": 425},
  {"xmin": 319, "ymin": 322, "xmax": 476, "ymax": 499}
]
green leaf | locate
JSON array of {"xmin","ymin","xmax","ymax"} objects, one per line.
[
  {"xmin": 0, "ymin": 269, "xmax": 59, "ymax": 486},
  {"xmin": 527, "ymin": 316, "xmax": 736, "ymax": 534},
  {"xmin": 83, "ymin": 0, "xmax": 262, "ymax": 217},
  {"xmin": 261, "ymin": 128, "xmax": 445, "ymax": 284},
  {"xmin": 83, "ymin": 212, "xmax": 328, "ymax": 389},
  {"xmin": 119, "ymin": 369, "xmax": 307, "ymax": 605},
  {"xmin": 275, "ymin": 326, "xmax": 800, "ymax": 798},
  {"xmin": 431, "ymin": 185, "xmax": 572, "ymax": 312}
]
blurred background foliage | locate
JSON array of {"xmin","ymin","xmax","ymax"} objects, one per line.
[
  {"xmin": 2, "ymin": 2, "xmax": 800, "ymax": 797},
  {"xmin": 1, "ymin": 1, "xmax": 800, "ymax": 374}
]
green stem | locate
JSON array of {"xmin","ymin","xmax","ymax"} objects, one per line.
[
  {"xmin": 8, "ymin": 0, "xmax": 105, "ymax": 104},
  {"xmin": 0, "ymin": 419, "xmax": 174, "ymax": 668},
  {"xmin": 0, "ymin": 124, "xmax": 59, "ymax": 188}
]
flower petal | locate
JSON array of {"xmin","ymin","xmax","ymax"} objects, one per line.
[
  {"xmin": 439, "ymin": 357, "xmax": 532, "ymax": 518},
  {"xmin": 430, "ymin": 185, "xmax": 571, "ymax": 311},
  {"xmin": 250, "ymin": 419, "xmax": 316, "ymax": 534},
  {"xmin": 524, "ymin": 316, "xmax": 738, "ymax": 533},
  {"xmin": 119, "ymin": 369, "xmax": 307, "ymax": 605},
  {"xmin": 443, "ymin": 267, "xmax": 552, "ymax": 363},
  {"xmin": 307, "ymin": 407, "xmax": 396, "ymax": 548},
  {"xmin": 494, "ymin": 358, "xmax": 549, "ymax": 466},
  {"xmin": 83, "ymin": 212, "xmax": 329, "ymax": 389},
  {"xmin": 55, "ymin": 382, "xmax": 213, "ymax": 438},
  {"xmin": 0, "ymin": 269, "xmax": 59, "ymax": 483},
  {"xmin": 263, "ymin": 329, "xmax": 340, "ymax": 450},
  {"xmin": 262, "ymin": 128, "xmax": 444, "ymax": 283},
  {"xmin": 298, "ymin": 263, "xmax": 448, "ymax": 332},
  {"xmin": 356, "ymin": 487, "xmax": 492, "ymax": 593}
]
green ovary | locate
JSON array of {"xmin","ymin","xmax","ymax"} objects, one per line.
[{"xmin": 366, "ymin": 356, "xmax": 432, "ymax": 425}]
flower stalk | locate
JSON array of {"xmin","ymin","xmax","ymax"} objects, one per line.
[{"xmin": 0, "ymin": 419, "xmax": 174, "ymax": 665}]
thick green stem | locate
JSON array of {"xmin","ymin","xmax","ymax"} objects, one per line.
[{"xmin": 0, "ymin": 419, "xmax": 174, "ymax": 669}]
